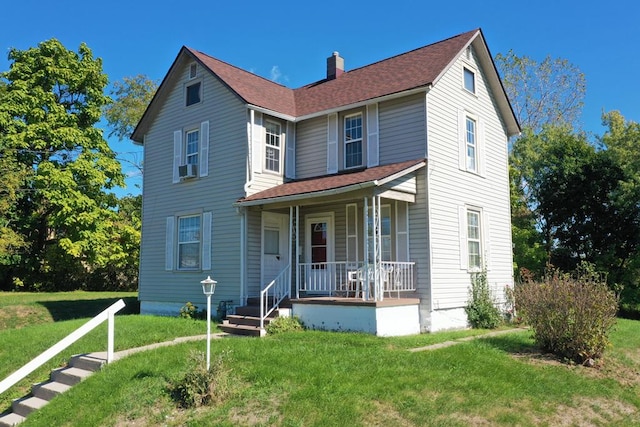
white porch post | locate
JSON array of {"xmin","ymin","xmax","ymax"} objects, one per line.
[
  {"xmin": 295, "ymin": 205, "xmax": 300, "ymax": 299},
  {"xmin": 288, "ymin": 206, "xmax": 293, "ymax": 299},
  {"xmin": 240, "ymin": 207, "xmax": 246, "ymax": 305},
  {"xmin": 363, "ymin": 197, "xmax": 369, "ymax": 300},
  {"xmin": 375, "ymin": 195, "xmax": 383, "ymax": 301}
]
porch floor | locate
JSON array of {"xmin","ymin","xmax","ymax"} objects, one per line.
[{"xmin": 290, "ymin": 297, "xmax": 420, "ymax": 308}]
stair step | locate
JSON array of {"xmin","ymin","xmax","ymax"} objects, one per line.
[
  {"xmin": 219, "ymin": 323, "xmax": 264, "ymax": 337},
  {"xmin": 50, "ymin": 366, "xmax": 93, "ymax": 386},
  {"xmin": 69, "ymin": 353, "xmax": 106, "ymax": 372},
  {"xmin": 225, "ymin": 314, "xmax": 273, "ymax": 327},
  {"xmin": 0, "ymin": 412, "xmax": 25, "ymax": 427},
  {"xmin": 12, "ymin": 396, "xmax": 48, "ymax": 418},
  {"xmin": 31, "ymin": 380, "xmax": 72, "ymax": 401}
]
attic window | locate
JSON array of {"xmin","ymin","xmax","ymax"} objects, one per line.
[
  {"xmin": 186, "ymin": 82, "xmax": 201, "ymax": 106},
  {"xmin": 189, "ymin": 63, "xmax": 197, "ymax": 79},
  {"xmin": 463, "ymin": 67, "xmax": 475, "ymax": 94}
]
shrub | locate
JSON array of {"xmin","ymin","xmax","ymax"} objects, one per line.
[
  {"xmin": 179, "ymin": 302, "xmax": 205, "ymax": 319},
  {"xmin": 465, "ymin": 271, "xmax": 503, "ymax": 329},
  {"xmin": 515, "ymin": 267, "xmax": 618, "ymax": 364},
  {"xmin": 266, "ymin": 315, "xmax": 304, "ymax": 335},
  {"xmin": 170, "ymin": 350, "xmax": 234, "ymax": 408}
]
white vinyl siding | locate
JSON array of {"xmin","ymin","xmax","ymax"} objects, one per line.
[
  {"xmin": 139, "ymin": 61, "xmax": 245, "ymax": 307},
  {"xmin": 378, "ymin": 94, "xmax": 426, "ymax": 164},
  {"xmin": 285, "ymin": 121, "xmax": 296, "ymax": 179},
  {"xmin": 296, "ymin": 116, "xmax": 326, "ymax": 179},
  {"xmin": 327, "ymin": 113, "xmax": 338, "ymax": 173},
  {"xmin": 426, "ymin": 46, "xmax": 513, "ymax": 311},
  {"xmin": 366, "ymin": 104, "xmax": 379, "ymax": 167}
]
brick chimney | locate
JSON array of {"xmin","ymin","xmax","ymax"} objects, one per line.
[{"xmin": 326, "ymin": 51, "xmax": 344, "ymax": 80}]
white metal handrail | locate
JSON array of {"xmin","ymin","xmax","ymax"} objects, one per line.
[
  {"xmin": 0, "ymin": 298, "xmax": 126, "ymax": 396},
  {"xmin": 260, "ymin": 265, "xmax": 291, "ymax": 330}
]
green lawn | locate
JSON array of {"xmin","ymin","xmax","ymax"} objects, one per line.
[{"xmin": 1, "ymin": 293, "xmax": 640, "ymax": 426}]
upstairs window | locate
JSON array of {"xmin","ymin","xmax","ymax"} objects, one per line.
[
  {"xmin": 463, "ymin": 67, "xmax": 475, "ymax": 94},
  {"xmin": 264, "ymin": 120, "xmax": 281, "ymax": 173},
  {"xmin": 344, "ymin": 113, "xmax": 363, "ymax": 168},
  {"xmin": 186, "ymin": 81, "xmax": 201, "ymax": 106},
  {"xmin": 185, "ymin": 129, "xmax": 199, "ymax": 166},
  {"xmin": 465, "ymin": 117, "xmax": 477, "ymax": 172}
]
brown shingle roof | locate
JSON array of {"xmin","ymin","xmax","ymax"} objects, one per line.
[
  {"xmin": 189, "ymin": 29, "xmax": 478, "ymax": 118},
  {"xmin": 293, "ymin": 30, "xmax": 478, "ymax": 116},
  {"xmin": 237, "ymin": 158, "xmax": 426, "ymax": 205},
  {"xmin": 188, "ymin": 48, "xmax": 297, "ymax": 116}
]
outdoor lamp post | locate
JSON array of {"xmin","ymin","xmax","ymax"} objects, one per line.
[{"xmin": 200, "ymin": 275, "xmax": 217, "ymax": 370}]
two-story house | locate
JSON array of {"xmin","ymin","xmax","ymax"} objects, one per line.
[{"xmin": 131, "ymin": 28, "xmax": 520, "ymax": 336}]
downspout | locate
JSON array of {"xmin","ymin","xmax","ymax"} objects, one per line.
[
  {"xmin": 239, "ymin": 207, "xmax": 247, "ymax": 306},
  {"xmin": 244, "ymin": 109, "xmax": 255, "ymax": 193}
]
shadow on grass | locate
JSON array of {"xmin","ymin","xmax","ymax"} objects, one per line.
[{"xmin": 39, "ymin": 297, "xmax": 140, "ymax": 321}]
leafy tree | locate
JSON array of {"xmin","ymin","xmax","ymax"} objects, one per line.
[
  {"xmin": 495, "ymin": 50, "xmax": 586, "ymax": 132},
  {"xmin": 0, "ymin": 39, "xmax": 128, "ymax": 290},
  {"xmin": 104, "ymin": 74, "xmax": 157, "ymax": 141}
]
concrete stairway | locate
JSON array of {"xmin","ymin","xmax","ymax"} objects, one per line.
[{"xmin": 0, "ymin": 353, "xmax": 106, "ymax": 426}]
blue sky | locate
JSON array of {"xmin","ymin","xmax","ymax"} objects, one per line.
[{"xmin": 2, "ymin": 0, "xmax": 639, "ymax": 196}]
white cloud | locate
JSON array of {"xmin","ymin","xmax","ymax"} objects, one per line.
[{"xmin": 270, "ymin": 65, "xmax": 282, "ymax": 83}]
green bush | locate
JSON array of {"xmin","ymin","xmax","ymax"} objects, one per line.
[
  {"xmin": 170, "ymin": 350, "xmax": 234, "ymax": 408},
  {"xmin": 179, "ymin": 302, "xmax": 205, "ymax": 319},
  {"xmin": 515, "ymin": 266, "xmax": 618, "ymax": 364},
  {"xmin": 465, "ymin": 271, "xmax": 503, "ymax": 329},
  {"xmin": 266, "ymin": 315, "xmax": 304, "ymax": 335}
]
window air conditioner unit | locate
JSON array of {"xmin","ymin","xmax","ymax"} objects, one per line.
[{"xmin": 178, "ymin": 164, "xmax": 198, "ymax": 179}]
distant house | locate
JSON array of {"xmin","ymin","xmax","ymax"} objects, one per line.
[{"xmin": 131, "ymin": 28, "xmax": 520, "ymax": 336}]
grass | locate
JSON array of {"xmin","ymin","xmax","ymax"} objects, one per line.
[
  {"xmin": 2, "ymin": 293, "xmax": 640, "ymax": 426},
  {"xmin": 0, "ymin": 291, "xmax": 139, "ymax": 330},
  {"xmin": 0, "ymin": 292, "xmax": 211, "ymax": 412}
]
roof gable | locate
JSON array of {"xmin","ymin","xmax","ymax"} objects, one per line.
[{"xmin": 132, "ymin": 29, "xmax": 519, "ymax": 143}]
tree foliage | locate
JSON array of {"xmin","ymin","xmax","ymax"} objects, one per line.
[
  {"xmin": 0, "ymin": 39, "xmax": 137, "ymax": 290},
  {"xmin": 104, "ymin": 74, "xmax": 157, "ymax": 141},
  {"xmin": 496, "ymin": 50, "xmax": 586, "ymax": 132}
]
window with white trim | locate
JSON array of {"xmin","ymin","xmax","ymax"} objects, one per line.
[
  {"xmin": 465, "ymin": 116, "xmax": 477, "ymax": 172},
  {"xmin": 185, "ymin": 129, "xmax": 199, "ymax": 166},
  {"xmin": 344, "ymin": 113, "xmax": 363, "ymax": 168},
  {"xmin": 463, "ymin": 67, "xmax": 475, "ymax": 94},
  {"xmin": 467, "ymin": 209, "xmax": 482, "ymax": 270},
  {"xmin": 178, "ymin": 215, "xmax": 201, "ymax": 270},
  {"xmin": 264, "ymin": 120, "xmax": 281, "ymax": 173}
]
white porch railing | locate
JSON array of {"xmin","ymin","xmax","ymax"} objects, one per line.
[
  {"xmin": 297, "ymin": 261, "xmax": 415, "ymax": 300},
  {"xmin": 0, "ymin": 299, "xmax": 126, "ymax": 396},
  {"xmin": 260, "ymin": 264, "xmax": 291, "ymax": 330}
]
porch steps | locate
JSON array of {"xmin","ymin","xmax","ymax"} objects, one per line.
[
  {"xmin": 219, "ymin": 299, "xmax": 291, "ymax": 337},
  {"xmin": 0, "ymin": 354, "xmax": 105, "ymax": 426}
]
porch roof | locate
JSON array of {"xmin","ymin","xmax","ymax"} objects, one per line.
[{"xmin": 236, "ymin": 158, "xmax": 426, "ymax": 207}]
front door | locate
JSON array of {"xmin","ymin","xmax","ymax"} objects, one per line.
[
  {"xmin": 261, "ymin": 212, "xmax": 289, "ymax": 288},
  {"xmin": 305, "ymin": 214, "xmax": 335, "ymax": 293}
]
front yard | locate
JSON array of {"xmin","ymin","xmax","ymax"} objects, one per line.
[{"xmin": 1, "ymin": 292, "xmax": 639, "ymax": 426}]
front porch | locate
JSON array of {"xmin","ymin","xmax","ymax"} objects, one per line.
[{"xmin": 234, "ymin": 159, "xmax": 427, "ymax": 336}]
